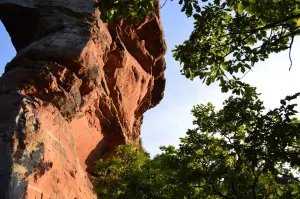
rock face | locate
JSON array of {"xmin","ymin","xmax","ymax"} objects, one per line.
[{"xmin": 0, "ymin": 0, "xmax": 166, "ymax": 198}]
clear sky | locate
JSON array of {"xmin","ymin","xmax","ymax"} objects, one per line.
[{"xmin": 0, "ymin": 1, "xmax": 300, "ymax": 157}]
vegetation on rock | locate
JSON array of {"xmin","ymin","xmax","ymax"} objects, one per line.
[{"xmin": 94, "ymin": 0, "xmax": 156, "ymax": 22}]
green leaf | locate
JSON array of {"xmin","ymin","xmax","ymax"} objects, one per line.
[
  {"xmin": 277, "ymin": 188, "xmax": 283, "ymax": 196},
  {"xmin": 237, "ymin": 3, "xmax": 244, "ymax": 14}
]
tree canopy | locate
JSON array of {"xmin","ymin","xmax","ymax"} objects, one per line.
[
  {"xmin": 95, "ymin": 0, "xmax": 300, "ymax": 94},
  {"xmin": 94, "ymin": 90, "xmax": 300, "ymax": 199}
]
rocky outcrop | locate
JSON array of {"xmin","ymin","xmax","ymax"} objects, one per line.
[{"xmin": 0, "ymin": 0, "xmax": 166, "ymax": 198}]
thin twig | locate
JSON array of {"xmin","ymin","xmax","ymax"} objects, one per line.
[
  {"xmin": 289, "ymin": 36, "xmax": 294, "ymax": 71},
  {"xmin": 160, "ymin": 0, "xmax": 168, "ymax": 9},
  {"xmin": 240, "ymin": 68, "xmax": 252, "ymax": 80}
]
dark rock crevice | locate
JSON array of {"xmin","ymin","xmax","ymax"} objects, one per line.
[{"xmin": 0, "ymin": 4, "xmax": 41, "ymax": 51}]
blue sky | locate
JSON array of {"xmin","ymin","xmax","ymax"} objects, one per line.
[
  {"xmin": 142, "ymin": 1, "xmax": 300, "ymax": 156},
  {"xmin": 1, "ymin": 1, "xmax": 300, "ymax": 157},
  {"xmin": 0, "ymin": 22, "xmax": 15, "ymax": 75}
]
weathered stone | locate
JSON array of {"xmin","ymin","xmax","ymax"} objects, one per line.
[{"xmin": 0, "ymin": 0, "xmax": 166, "ymax": 198}]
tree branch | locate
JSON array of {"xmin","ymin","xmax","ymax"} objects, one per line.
[
  {"xmin": 279, "ymin": 172, "xmax": 300, "ymax": 183},
  {"xmin": 231, "ymin": 181, "xmax": 239, "ymax": 198},
  {"xmin": 222, "ymin": 13, "xmax": 300, "ymax": 37},
  {"xmin": 289, "ymin": 36, "xmax": 294, "ymax": 71},
  {"xmin": 248, "ymin": 13, "xmax": 300, "ymax": 33},
  {"xmin": 211, "ymin": 185, "xmax": 230, "ymax": 199},
  {"xmin": 251, "ymin": 165, "xmax": 263, "ymax": 199}
]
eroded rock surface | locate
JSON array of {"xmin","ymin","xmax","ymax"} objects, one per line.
[{"xmin": 0, "ymin": 0, "xmax": 166, "ymax": 198}]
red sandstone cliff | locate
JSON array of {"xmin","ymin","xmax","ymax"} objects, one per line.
[{"xmin": 0, "ymin": 0, "xmax": 166, "ymax": 198}]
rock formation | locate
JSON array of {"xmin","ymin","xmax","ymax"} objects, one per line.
[{"xmin": 0, "ymin": 0, "xmax": 166, "ymax": 198}]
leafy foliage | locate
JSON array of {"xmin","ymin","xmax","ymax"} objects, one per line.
[
  {"xmin": 94, "ymin": 0, "xmax": 155, "ymax": 22},
  {"xmin": 94, "ymin": 90, "xmax": 300, "ymax": 199},
  {"xmin": 173, "ymin": 0, "xmax": 300, "ymax": 94},
  {"xmin": 94, "ymin": 145, "xmax": 167, "ymax": 199}
]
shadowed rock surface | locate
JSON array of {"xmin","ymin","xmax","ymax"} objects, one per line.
[{"xmin": 0, "ymin": 0, "xmax": 166, "ymax": 198}]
